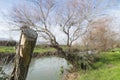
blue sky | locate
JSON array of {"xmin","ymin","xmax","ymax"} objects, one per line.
[
  {"xmin": 0, "ymin": 0, "xmax": 120, "ymax": 42},
  {"xmin": 0, "ymin": 0, "xmax": 25, "ymax": 40}
]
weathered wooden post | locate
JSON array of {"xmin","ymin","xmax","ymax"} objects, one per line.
[{"xmin": 9, "ymin": 25, "xmax": 38, "ymax": 80}]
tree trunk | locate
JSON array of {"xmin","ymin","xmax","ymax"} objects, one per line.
[{"xmin": 9, "ymin": 27, "xmax": 38, "ymax": 80}]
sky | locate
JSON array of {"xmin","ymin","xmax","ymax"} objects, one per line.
[
  {"xmin": 0, "ymin": 0, "xmax": 120, "ymax": 43},
  {"xmin": 0, "ymin": 0, "xmax": 20, "ymax": 41}
]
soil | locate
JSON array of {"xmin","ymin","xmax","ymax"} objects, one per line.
[{"xmin": 64, "ymin": 72, "xmax": 80, "ymax": 80}]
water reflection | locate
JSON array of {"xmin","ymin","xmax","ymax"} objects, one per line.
[
  {"xmin": 1, "ymin": 57, "xmax": 70, "ymax": 80},
  {"xmin": 27, "ymin": 57, "xmax": 69, "ymax": 80}
]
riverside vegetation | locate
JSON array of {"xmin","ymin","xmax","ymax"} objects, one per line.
[
  {"xmin": 78, "ymin": 48, "xmax": 120, "ymax": 80},
  {"xmin": 1, "ymin": 45, "xmax": 120, "ymax": 80}
]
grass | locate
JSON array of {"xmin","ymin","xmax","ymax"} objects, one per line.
[
  {"xmin": 0, "ymin": 46, "xmax": 57, "ymax": 53},
  {"xmin": 0, "ymin": 45, "xmax": 71, "ymax": 53},
  {"xmin": 33, "ymin": 46, "xmax": 56, "ymax": 53},
  {"xmin": 78, "ymin": 48, "xmax": 120, "ymax": 80},
  {"xmin": 0, "ymin": 46, "xmax": 15, "ymax": 53}
]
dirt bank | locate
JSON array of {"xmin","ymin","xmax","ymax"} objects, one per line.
[{"xmin": 64, "ymin": 72, "xmax": 80, "ymax": 80}]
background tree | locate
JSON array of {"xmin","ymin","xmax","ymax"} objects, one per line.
[{"xmin": 82, "ymin": 16, "xmax": 117, "ymax": 51}]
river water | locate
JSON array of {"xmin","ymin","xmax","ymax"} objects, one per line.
[{"xmin": 1, "ymin": 57, "xmax": 71, "ymax": 80}]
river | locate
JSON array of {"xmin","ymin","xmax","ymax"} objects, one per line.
[{"xmin": 1, "ymin": 57, "xmax": 71, "ymax": 80}]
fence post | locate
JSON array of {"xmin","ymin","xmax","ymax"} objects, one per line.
[{"xmin": 9, "ymin": 26, "xmax": 38, "ymax": 80}]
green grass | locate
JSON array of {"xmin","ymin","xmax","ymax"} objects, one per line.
[
  {"xmin": 0, "ymin": 46, "xmax": 57, "ymax": 53},
  {"xmin": 78, "ymin": 48, "xmax": 120, "ymax": 80},
  {"xmin": 33, "ymin": 46, "xmax": 56, "ymax": 53},
  {"xmin": 0, "ymin": 45, "xmax": 69, "ymax": 54},
  {"xmin": 0, "ymin": 46, "xmax": 15, "ymax": 53}
]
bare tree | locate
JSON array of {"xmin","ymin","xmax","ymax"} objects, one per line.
[
  {"xmin": 82, "ymin": 16, "xmax": 117, "ymax": 51},
  {"xmin": 6, "ymin": 0, "xmax": 118, "ymax": 73},
  {"xmin": 10, "ymin": 0, "xmax": 65, "ymax": 55},
  {"xmin": 57, "ymin": 0, "xmax": 117, "ymax": 51},
  {"xmin": 58, "ymin": 0, "xmax": 84, "ymax": 49},
  {"xmin": 9, "ymin": 0, "xmax": 117, "ymax": 54}
]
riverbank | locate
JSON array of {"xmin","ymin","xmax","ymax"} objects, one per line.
[
  {"xmin": 0, "ymin": 45, "xmax": 81, "ymax": 64},
  {"xmin": 2, "ymin": 48, "xmax": 120, "ymax": 80},
  {"xmin": 0, "ymin": 45, "xmax": 58, "ymax": 63},
  {"xmin": 78, "ymin": 48, "xmax": 120, "ymax": 80},
  {"xmin": 0, "ymin": 51, "xmax": 60, "ymax": 63}
]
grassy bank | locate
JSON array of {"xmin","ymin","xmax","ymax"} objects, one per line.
[
  {"xmin": 0, "ymin": 46, "xmax": 15, "ymax": 53},
  {"xmin": 2, "ymin": 46, "xmax": 120, "ymax": 80},
  {"xmin": 0, "ymin": 46, "xmax": 57, "ymax": 53},
  {"xmin": 0, "ymin": 45, "xmax": 69, "ymax": 53},
  {"xmin": 78, "ymin": 48, "xmax": 120, "ymax": 80}
]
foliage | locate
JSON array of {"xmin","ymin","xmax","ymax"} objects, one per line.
[{"xmin": 0, "ymin": 40, "xmax": 17, "ymax": 46}]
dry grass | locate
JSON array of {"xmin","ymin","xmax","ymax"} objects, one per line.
[{"xmin": 64, "ymin": 72, "xmax": 80, "ymax": 80}]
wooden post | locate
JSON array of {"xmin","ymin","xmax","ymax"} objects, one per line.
[{"xmin": 9, "ymin": 26, "xmax": 38, "ymax": 80}]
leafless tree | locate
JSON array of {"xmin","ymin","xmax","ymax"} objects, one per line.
[
  {"xmin": 9, "ymin": 0, "xmax": 117, "ymax": 53},
  {"xmin": 10, "ymin": 0, "xmax": 65, "ymax": 54},
  {"xmin": 57, "ymin": 0, "xmax": 117, "ymax": 51},
  {"xmin": 82, "ymin": 16, "xmax": 117, "ymax": 51},
  {"xmin": 58, "ymin": 0, "xmax": 85, "ymax": 49}
]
